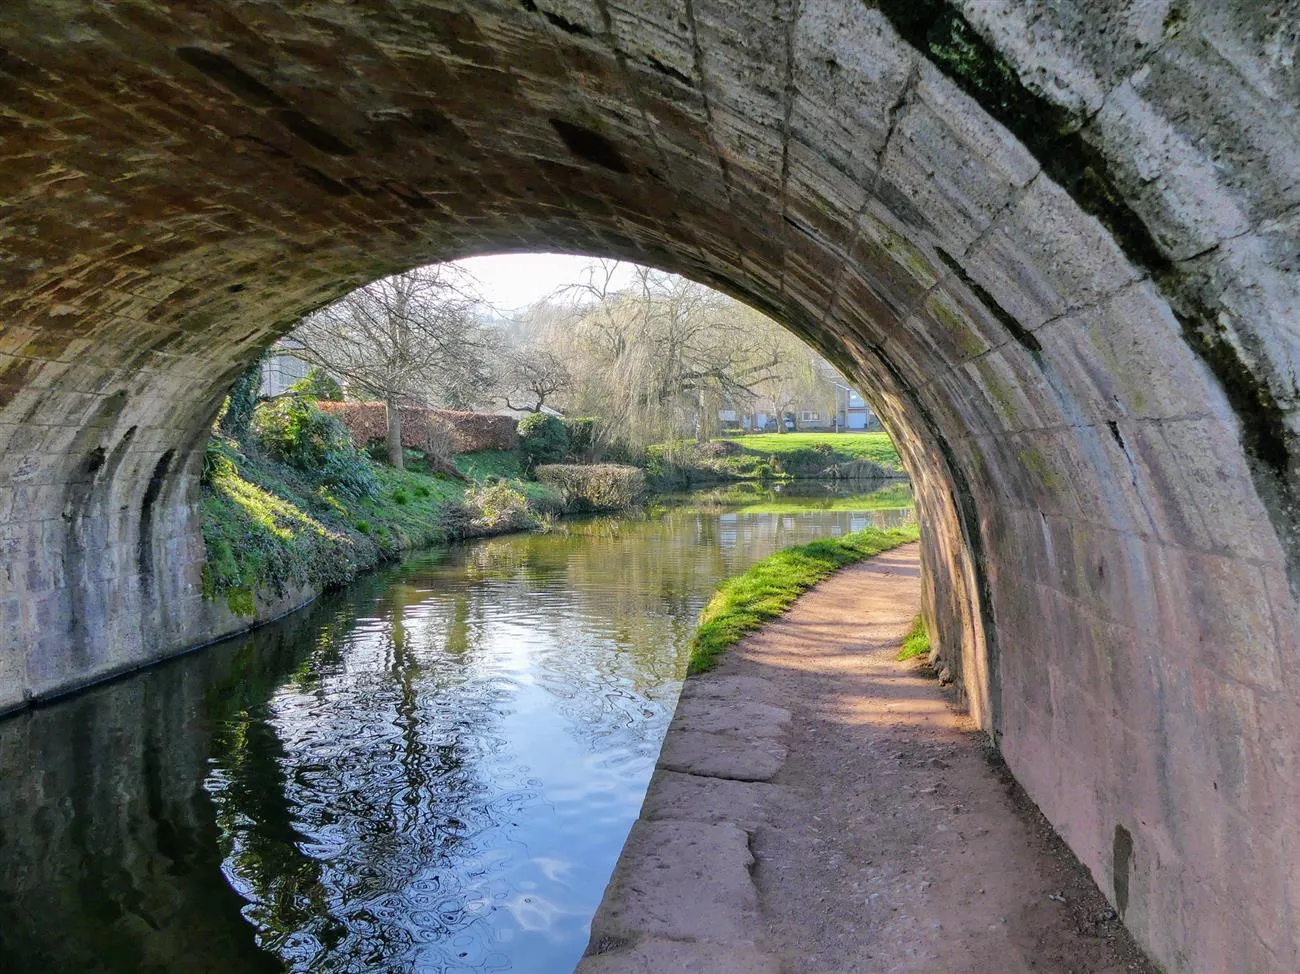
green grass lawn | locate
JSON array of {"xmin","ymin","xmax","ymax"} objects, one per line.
[
  {"xmin": 686, "ymin": 523, "xmax": 920, "ymax": 674},
  {"xmin": 721, "ymin": 431, "xmax": 903, "ymax": 471},
  {"xmin": 644, "ymin": 431, "xmax": 905, "ymax": 487}
]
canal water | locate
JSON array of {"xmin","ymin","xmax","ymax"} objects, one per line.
[{"xmin": 0, "ymin": 485, "xmax": 913, "ymax": 974}]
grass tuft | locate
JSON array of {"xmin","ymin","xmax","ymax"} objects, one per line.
[
  {"xmin": 686, "ymin": 524, "xmax": 920, "ymax": 674},
  {"xmin": 896, "ymin": 614, "xmax": 931, "ymax": 661}
]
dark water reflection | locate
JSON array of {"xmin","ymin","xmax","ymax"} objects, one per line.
[{"xmin": 0, "ymin": 486, "xmax": 913, "ymax": 973}]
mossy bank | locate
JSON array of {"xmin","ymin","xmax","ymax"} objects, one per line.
[{"xmin": 199, "ymin": 398, "xmax": 644, "ymax": 620}]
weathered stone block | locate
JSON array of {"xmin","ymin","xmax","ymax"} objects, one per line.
[{"xmin": 586, "ymin": 820, "xmax": 761, "ymax": 946}]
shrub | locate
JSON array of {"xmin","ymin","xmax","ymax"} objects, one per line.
[
  {"xmin": 518, "ymin": 413, "xmax": 569, "ymax": 470},
  {"xmin": 601, "ymin": 439, "xmax": 649, "ymax": 467},
  {"xmin": 289, "ymin": 367, "xmax": 343, "ymax": 401},
  {"xmin": 437, "ymin": 502, "xmax": 475, "ymax": 538},
  {"xmin": 392, "ymin": 488, "xmax": 410, "ymax": 505},
  {"xmin": 773, "ymin": 444, "xmax": 838, "ymax": 474},
  {"xmin": 253, "ymin": 396, "xmax": 378, "ymax": 499},
  {"xmin": 534, "ymin": 464, "xmax": 646, "ymax": 512},
  {"xmin": 563, "ymin": 417, "xmax": 599, "ymax": 460},
  {"xmin": 464, "ymin": 481, "xmax": 535, "ymax": 531},
  {"xmin": 201, "ymin": 438, "xmax": 237, "ymax": 485},
  {"xmin": 422, "ymin": 415, "xmax": 457, "ymax": 461},
  {"xmin": 696, "ymin": 439, "xmax": 742, "ymax": 459}
]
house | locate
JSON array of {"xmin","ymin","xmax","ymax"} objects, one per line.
[
  {"xmin": 723, "ymin": 381, "xmax": 880, "ymax": 433},
  {"xmin": 834, "ymin": 384, "xmax": 881, "ymax": 431},
  {"xmin": 259, "ymin": 339, "xmax": 311, "ymax": 397}
]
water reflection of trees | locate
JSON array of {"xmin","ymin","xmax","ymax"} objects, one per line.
[
  {"xmin": 207, "ymin": 580, "xmax": 523, "ymax": 972},
  {"xmin": 0, "ymin": 613, "xmax": 316, "ymax": 972}
]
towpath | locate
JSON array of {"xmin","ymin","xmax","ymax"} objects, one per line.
[{"xmin": 578, "ymin": 543, "xmax": 1155, "ymax": 973}]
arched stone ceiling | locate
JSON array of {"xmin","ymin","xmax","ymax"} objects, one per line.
[{"xmin": 0, "ymin": 2, "xmax": 1296, "ymax": 970}]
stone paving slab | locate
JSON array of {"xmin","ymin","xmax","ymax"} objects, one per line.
[
  {"xmin": 668, "ymin": 693, "xmax": 790, "ymax": 738},
  {"xmin": 639, "ymin": 769, "xmax": 783, "ymax": 831},
  {"xmin": 656, "ymin": 729, "xmax": 787, "ymax": 781},
  {"xmin": 678, "ymin": 674, "xmax": 782, "ymax": 706},
  {"xmin": 585, "ymin": 820, "xmax": 760, "ymax": 947},
  {"xmin": 575, "ymin": 937, "xmax": 782, "ymax": 974}
]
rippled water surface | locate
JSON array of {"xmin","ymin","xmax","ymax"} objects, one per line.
[{"xmin": 0, "ymin": 485, "xmax": 912, "ymax": 973}]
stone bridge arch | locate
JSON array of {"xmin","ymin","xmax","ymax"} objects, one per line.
[{"xmin": 0, "ymin": 2, "xmax": 1296, "ymax": 970}]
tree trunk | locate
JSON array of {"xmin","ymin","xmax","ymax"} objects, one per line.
[{"xmin": 386, "ymin": 397, "xmax": 404, "ymax": 470}]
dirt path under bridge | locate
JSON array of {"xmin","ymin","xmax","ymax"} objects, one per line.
[{"xmin": 579, "ymin": 543, "xmax": 1157, "ymax": 973}]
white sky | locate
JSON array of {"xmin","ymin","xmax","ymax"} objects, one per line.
[{"xmin": 452, "ymin": 253, "xmax": 637, "ymax": 314}]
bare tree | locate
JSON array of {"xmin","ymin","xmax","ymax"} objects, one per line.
[
  {"xmin": 751, "ymin": 327, "xmax": 834, "ymax": 432},
  {"xmin": 292, "ymin": 266, "xmax": 491, "ymax": 469},
  {"xmin": 493, "ymin": 342, "xmax": 572, "ymax": 413},
  {"xmin": 545, "ymin": 263, "xmax": 789, "ymax": 448}
]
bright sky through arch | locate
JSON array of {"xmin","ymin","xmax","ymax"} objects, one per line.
[{"xmin": 452, "ymin": 253, "xmax": 636, "ymax": 314}]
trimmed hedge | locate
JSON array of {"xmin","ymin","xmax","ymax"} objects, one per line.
[
  {"xmin": 534, "ymin": 463, "xmax": 646, "ymax": 512},
  {"xmin": 318, "ymin": 402, "xmax": 519, "ymax": 454}
]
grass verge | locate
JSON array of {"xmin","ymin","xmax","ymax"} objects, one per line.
[
  {"xmin": 686, "ymin": 524, "xmax": 921, "ymax": 674},
  {"xmin": 721, "ymin": 432, "xmax": 902, "ymax": 470},
  {"xmin": 896, "ymin": 614, "xmax": 931, "ymax": 661}
]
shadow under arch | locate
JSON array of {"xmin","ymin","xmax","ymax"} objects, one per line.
[{"xmin": 0, "ymin": 3, "xmax": 1296, "ymax": 971}]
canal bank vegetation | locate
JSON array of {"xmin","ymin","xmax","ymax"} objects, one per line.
[
  {"xmin": 665, "ymin": 481, "xmax": 915, "ymax": 516},
  {"xmin": 639, "ymin": 431, "xmax": 905, "ymax": 488},
  {"xmin": 200, "ymin": 255, "xmax": 907, "ymax": 619},
  {"xmin": 200, "ymin": 378, "xmax": 644, "ymax": 616},
  {"xmin": 686, "ymin": 525, "xmax": 921, "ymax": 674}
]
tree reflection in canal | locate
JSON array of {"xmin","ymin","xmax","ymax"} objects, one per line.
[{"xmin": 0, "ymin": 485, "xmax": 913, "ymax": 973}]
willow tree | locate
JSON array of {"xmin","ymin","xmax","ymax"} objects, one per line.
[
  {"xmin": 543, "ymin": 261, "xmax": 800, "ymax": 448},
  {"xmin": 292, "ymin": 267, "xmax": 491, "ymax": 469}
]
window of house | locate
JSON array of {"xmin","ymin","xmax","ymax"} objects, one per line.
[{"xmin": 801, "ymin": 411, "xmax": 818, "ymax": 421}]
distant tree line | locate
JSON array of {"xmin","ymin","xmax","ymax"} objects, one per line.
[{"xmin": 276, "ymin": 258, "xmax": 846, "ymax": 467}]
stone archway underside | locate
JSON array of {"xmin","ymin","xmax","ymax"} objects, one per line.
[{"xmin": 1, "ymin": 2, "xmax": 1296, "ymax": 970}]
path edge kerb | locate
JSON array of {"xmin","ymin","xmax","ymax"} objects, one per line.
[{"xmin": 573, "ymin": 542, "xmax": 923, "ymax": 974}]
